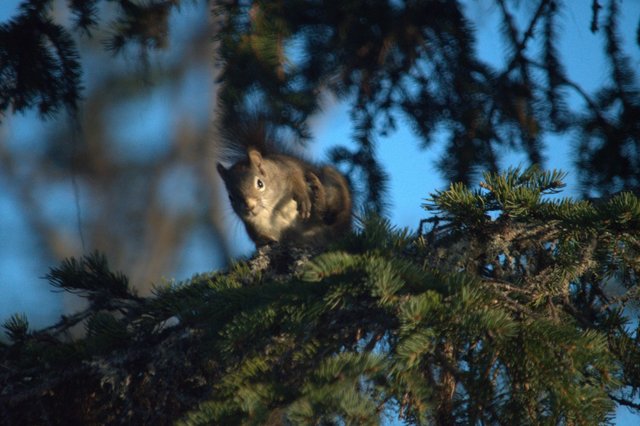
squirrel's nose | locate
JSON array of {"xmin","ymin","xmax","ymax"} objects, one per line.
[{"xmin": 244, "ymin": 198, "xmax": 258, "ymax": 215}]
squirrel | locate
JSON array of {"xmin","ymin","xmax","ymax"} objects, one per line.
[{"xmin": 217, "ymin": 147, "xmax": 352, "ymax": 247}]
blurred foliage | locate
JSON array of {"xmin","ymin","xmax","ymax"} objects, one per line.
[
  {"xmin": 2, "ymin": 0, "xmax": 639, "ymax": 202},
  {"xmin": 1, "ymin": 0, "xmax": 227, "ymax": 293}
]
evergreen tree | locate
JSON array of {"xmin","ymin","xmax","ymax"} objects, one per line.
[
  {"xmin": 2, "ymin": 1, "xmax": 640, "ymax": 424},
  {"xmin": 2, "ymin": 168, "xmax": 640, "ymax": 424}
]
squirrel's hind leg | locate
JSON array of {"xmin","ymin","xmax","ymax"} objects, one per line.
[{"xmin": 305, "ymin": 171, "xmax": 327, "ymax": 218}]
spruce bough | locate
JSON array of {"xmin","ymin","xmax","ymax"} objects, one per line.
[{"xmin": 2, "ymin": 168, "xmax": 639, "ymax": 424}]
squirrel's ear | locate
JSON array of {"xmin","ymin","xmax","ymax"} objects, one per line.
[
  {"xmin": 248, "ymin": 148, "xmax": 262, "ymax": 167},
  {"xmin": 248, "ymin": 148, "xmax": 266, "ymax": 174}
]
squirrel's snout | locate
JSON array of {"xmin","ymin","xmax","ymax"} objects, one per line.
[{"xmin": 239, "ymin": 197, "xmax": 259, "ymax": 216}]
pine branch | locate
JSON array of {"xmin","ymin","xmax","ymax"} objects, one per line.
[
  {"xmin": 0, "ymin": 0, "xmax": 182, "ymax": 120},
  {"xmin": 527, "ymin": 59, "xmax": 608, "ymax": 126},
  {"xmin": 3, "ymin": 171, "xmax": 634, "ymax": 423},
  {"xmin": 495, "ymin": 0, "xmax": 551, "ymax": 76},
  {"xmin": 608, "ymin": 394, "xmax": 640, "ymax": 411},
  {"xmin": 591, "ymin": 0, "xmax": 603, "ymax": 33},
  {"xmin": 496, "ymin": 0, "xmax": 552, "ymax": 70}
]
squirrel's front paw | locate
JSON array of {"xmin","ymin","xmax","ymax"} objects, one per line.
[
  {"xmin": 306, "ymin": 173, "xmax": 323, "ymax": 201},
  {"xmin": 297, "ymin": 196, "xmax": 312, "ymax": 219}
]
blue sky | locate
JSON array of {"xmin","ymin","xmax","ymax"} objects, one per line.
[{"xmin": 1, "ymin": 1, "xmax": 640, "ymax": 423}]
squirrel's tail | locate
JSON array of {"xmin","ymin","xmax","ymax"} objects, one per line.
[
  {"xmin": 216, "ymin": 114, "xmax": 275, "ymax": 162},
  {"xmin": 217, "ymin": 113, "xmax": 310, "ymax": 162}
]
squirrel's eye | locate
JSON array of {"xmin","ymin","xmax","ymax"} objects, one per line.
[{"xmin": 255, "ymin": 177, "xmax": 265, "ymax": 190}]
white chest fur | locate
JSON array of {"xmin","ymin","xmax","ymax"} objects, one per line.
[{"xmin": 246, "ymin": 198, "xmax": 299, "ymax": 241}]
